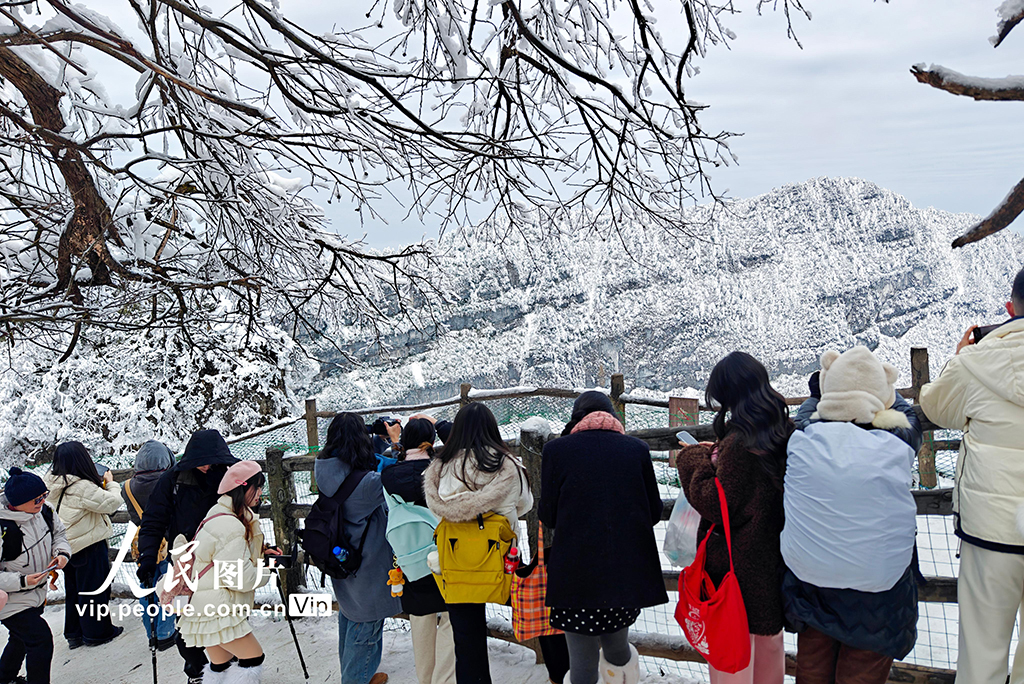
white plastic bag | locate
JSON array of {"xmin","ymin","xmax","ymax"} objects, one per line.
[{"xmin": 663, "ymin": 488, "xmax": 701, "ymax": 567}]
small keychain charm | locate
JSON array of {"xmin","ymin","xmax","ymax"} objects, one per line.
[{"xmin": 387, "ymin": 563, "xmax": 405, "ymax": 597}]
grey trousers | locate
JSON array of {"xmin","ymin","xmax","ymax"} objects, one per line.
[{"xmin": 564, "ymin": 627, "xmax": 632, "ymax": 684}]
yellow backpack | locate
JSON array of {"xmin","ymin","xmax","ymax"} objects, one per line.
[{"xmin": 433, "ymin": 512, "xmax": 516, "ymax": 604}]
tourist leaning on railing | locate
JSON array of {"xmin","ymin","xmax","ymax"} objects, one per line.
[{"xmin": 380, "ymin": 417, "xmax": 456, "ymax": 684}]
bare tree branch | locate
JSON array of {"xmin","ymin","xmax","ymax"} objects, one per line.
[{"xmin": 952, "ymin": 176, "xmax": 1024, "ymax": 248}]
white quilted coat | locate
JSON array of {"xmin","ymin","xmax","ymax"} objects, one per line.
[
  {"xmin": 42, "ymin": 473, "xmax": 122, "ymax": 555},
  {"xmin": 177, "ymin": 496, "xmax": 269, "ymax": 648}
]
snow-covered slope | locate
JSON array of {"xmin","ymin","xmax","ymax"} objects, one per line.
[{"xmin": 318, "ymin": 177, "xmax": 1024, "ymax": 407}]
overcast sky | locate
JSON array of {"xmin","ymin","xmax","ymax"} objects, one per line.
[
  {"xmin": 81, "ymin": 1, "xmax": 1024, "ymax": 247},
  {"xmin": 337, "ymin": 0, "xmax": 1024, "ymax": 247}
]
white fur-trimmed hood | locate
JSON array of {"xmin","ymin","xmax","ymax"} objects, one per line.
[{"xmin": 423, "ymin": 450, "xmax": 532, "ymax": 524}]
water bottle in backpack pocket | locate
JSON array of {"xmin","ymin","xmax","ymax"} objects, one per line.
[
  {"xmin": 432, "ymin": 512, "xmax": 517, "ymax": 604},
  {"xmin": 297, "ymin": 470, "xmax": 371, "ymax": 580},
  {"xmin": 383, "ymin": 489, "xmax": 439, "ymax": 582}
]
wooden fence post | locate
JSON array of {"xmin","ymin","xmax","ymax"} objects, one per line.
[
  {"xmin": 305, "ymin": 398, "xmax": 319, "ymax": 494},
  {"xmin": 610, "ymin": 374, "xmax": 626, "ymax": 424},
  {"xmin": 911, "ymin": 348, "xmax": 937, "ymax": 488},
  {"xmin": 460, "ymin": 383, "xmax": 473, "ymax": 409},
  {"xmin": 266, "ymin": 447, "xmax": 300, "ymax": 599},
  {"xmin": 519, "ymin": 422, "xmax": 552, "ymax": 561},
  {"xmin": 668, "ymin": 397, "xmax": 699, "ymax": 468}
]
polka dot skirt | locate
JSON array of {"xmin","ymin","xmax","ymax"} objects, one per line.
[{"xmin": 549, "ymin": 606, "xmax": 641, "ymax": 635}]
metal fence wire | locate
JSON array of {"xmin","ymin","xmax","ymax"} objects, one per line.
[{"xmin": 50, "ymin": 391, "xmax": 976, "ymax": 682}]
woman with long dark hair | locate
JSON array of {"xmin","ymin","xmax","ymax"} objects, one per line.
[
  {"xmin": 423, "ymin": 403, "xmax": 533, "ymax": 684},
  {"xmin": 178, "ymin": 460, "xmax": 276, "ymax": 683},
  {"xmin": 540, "ymin": 391, "xmax": 667, "ymax": 684},
  {"xmin": 43, "ymin": 441, "xmax": 124, "ymax": 648},
  {"xmin": 676, "ymin": 351, "xmax": 794, "ymax": 684},
  {"xmin": 315, "ymin": 412, "xmax": 400, "ymax": 684},
  {"xmin": 381, "ymin": 417, "xmax": 456, "ymax": 684}
]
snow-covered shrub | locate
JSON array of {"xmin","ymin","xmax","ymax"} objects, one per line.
[{"xmin": 0, "ymin": 325, "xmax": 318, "ymax": 468}]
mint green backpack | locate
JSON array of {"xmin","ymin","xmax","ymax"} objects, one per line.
[{"xmin": 384, "ymin": 489, "xmax": 439, "ymax": 581}]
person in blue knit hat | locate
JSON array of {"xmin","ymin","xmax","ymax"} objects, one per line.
[{"xmin": 0, "ymin": 466, "xmax": 72, "ymax": 684}]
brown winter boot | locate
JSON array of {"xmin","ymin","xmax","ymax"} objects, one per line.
[{"xmin": 368, "ymin": 675, "xmax": 389, "ymax": 684}]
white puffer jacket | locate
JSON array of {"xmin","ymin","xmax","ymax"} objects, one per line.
[
  {"xmin": 177, "ymin": 496, "xmax": 269, "ymax": 648},
  {"xmin": 43, "ymin": 473, "xmax": 122, "ymax": 555},
  {"xmin": 919, "ymin": 317, "xmax": 1024, "ymax": 549}
]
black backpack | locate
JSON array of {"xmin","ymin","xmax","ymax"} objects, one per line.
[
  {"xmin": 298, "ymin": 470, "xmax": 372, "ymax": 580},
  {"xmin": 1, "ymin": 505, "xmax": 55, "ymax": 563}
]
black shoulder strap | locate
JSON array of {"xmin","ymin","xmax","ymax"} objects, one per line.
[
  {"xmin": 56, "ymin": 477, "xmax": 78, "ymax": 515},
  {"xmin": 41, "ymin": 505, "xmax": 54, "ymax": 537},
  {"xmin": 330, "ymin": 470, "xmax": 371, "ymax": 506}
]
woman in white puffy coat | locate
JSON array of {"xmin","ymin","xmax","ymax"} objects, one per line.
[
  {"xmin": 178, "ymin": 460, "xmax": 277, "ymax": 684},
  {"xmin": 43, "ymin": 441, "xmax": 124, "ymax": 649}
]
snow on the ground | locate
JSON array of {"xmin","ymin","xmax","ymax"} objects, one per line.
[{"xmin": 24, "ymin": 601, "xmax": 699, "ymax": 684}]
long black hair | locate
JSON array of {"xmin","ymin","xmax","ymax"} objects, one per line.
[
  {"xmin": 225, "ymin": 472, "xmax": 266, "ymax": 543},
  {"xmin": 561, "ymin": 391, "xmax": 617, "ymax": 436},
  {"xmin": 400, "ymin": 418, "xmax": 437, "ymax": 459},
  {"xmin": 318, "ymin": 412, "xmax": 378, "ymax": 472},
  {"xmin": 436, "ymin": 403, "xmax": 511, "ymax": 482},
  {"xmin": 705, "ymin": 352, "xmax": 793, "ymax": 490},
  {"xmin": 52, "ymin": 441, "xmax": 104, "ymax": 488}
]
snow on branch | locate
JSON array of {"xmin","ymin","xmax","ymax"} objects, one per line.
[
  {"xmin": 993, "ymin": 0, "xmax": 1024, "ymax": 47},
  {"xmin": 910, "ymin": 63, "xmax": 1024, "ymax": 101},
  {"xmin": 951, "ymin": 175, "xmax": 1024, "ymax": 248},
  {"xmin": 0, "ymin": 0, "xmax": 805, "ymax": 353}
]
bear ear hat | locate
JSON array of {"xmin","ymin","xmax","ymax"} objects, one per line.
[
  {"xmin": 882, "ymin": 362, "xmax": 899, "ymax": 386},
  {"xmin": 820, "ymin": 350, "xmax": 840, "ymax": 371}
]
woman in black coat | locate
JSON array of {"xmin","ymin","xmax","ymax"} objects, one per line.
[
  {"xmin": 540, "ymin": 391, "xmax": 667, "ymax": 684},
  {"xmin": 380, "ymin": 419, "xmax": 455, "ymax": 684}
]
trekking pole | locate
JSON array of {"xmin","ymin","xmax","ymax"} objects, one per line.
[
  {"xmin": 146, "ymin": 584, "xmax": 159, "ymax": 684},
  {"xmin": 274, "ymin": 545, "xmax": 309, "ymax": 681}
]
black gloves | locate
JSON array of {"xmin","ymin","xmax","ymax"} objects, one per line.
[
  {"xmin": 137, "ymin": 561, "xmax": 156, "ymax": 588},
  {"xmin": 808, "ymin": 371, "xmax": 821, "ymax": 399}
]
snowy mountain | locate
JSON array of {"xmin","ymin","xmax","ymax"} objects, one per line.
[
  {"xmin": 317, "ymin": 177, "xmax": 1024, "ymax": 408},
  {"xmin": 3, "ymin": 176, "xmax": 1019, "ymax": 463}
]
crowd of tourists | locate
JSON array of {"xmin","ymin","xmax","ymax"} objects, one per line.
[{"xmin": 0, "ymin": 265, "xmax": 1022, "ymax": 684}]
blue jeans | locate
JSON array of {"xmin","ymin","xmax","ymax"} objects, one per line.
[
  {"xmin": 337, "ymin": 613, "xmax": 384, "ymax": 684},
  {"xmin": 139, "ymin": 560, "xmax": 176, "ymax": 642}
]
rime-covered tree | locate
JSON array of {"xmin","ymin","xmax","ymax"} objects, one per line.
[
  {"xmin": 0, "ymin": 0, "xmax": 807, "ymax": 358},
  {"xmin": 911, "ymin": 2, "xmax": 1024, "ymax": 247}
]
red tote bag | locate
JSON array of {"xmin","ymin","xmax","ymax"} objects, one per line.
[{"xmin": 674, "ymin": 477, "xmax": 751, "ymax": 674}]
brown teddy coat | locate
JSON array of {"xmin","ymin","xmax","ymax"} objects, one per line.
[{"xmin": 676, "ymin": 434, "xmax": 785, "ymax": 636}]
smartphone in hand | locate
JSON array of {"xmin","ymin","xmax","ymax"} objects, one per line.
[
  {"xmin": 973, "ymin": 324, "xmax": 1001, "ymax": 344},
  {"xmin": 676, "ymin": 430, "xmax": 699, "ymax": 446}
]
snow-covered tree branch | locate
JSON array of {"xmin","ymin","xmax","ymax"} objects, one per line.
[
  {"xmin": 911, "ymin": 2, "xmax": 1024, "ymax": 247},
  {"xmin": 0, "ymin": 0, "xmax": 803, "ymax": 355}
]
